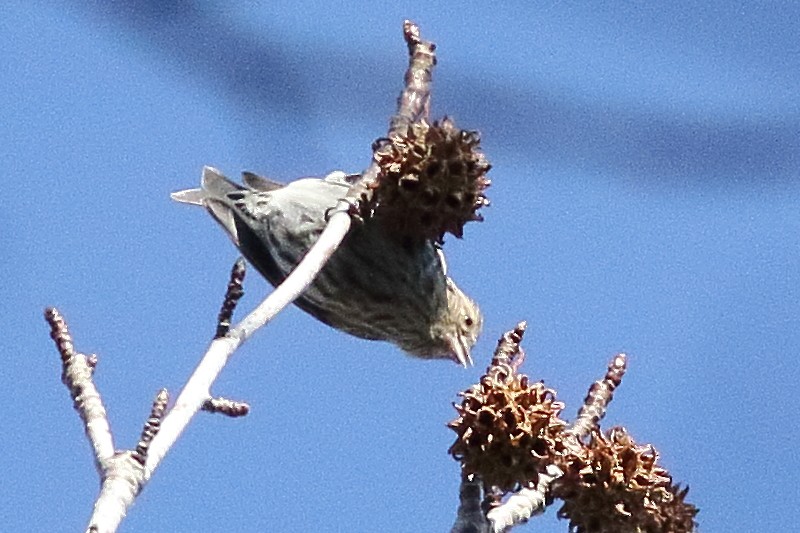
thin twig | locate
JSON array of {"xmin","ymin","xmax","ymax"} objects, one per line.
[
  {"xmin": 215, "ymin": 258, "xmax": 246, "ymax": 339},
  {"xmin": 45, "ymin": 307, "xmax": 115, "ymax": 472},
  {"xmin": 132, "ymin": 389, "xmax": 169, "ymax": 466},
  {"xmin": 389, "ymin": 20, "xmax": 436, "ymax": 137},
  {"xmin": 202, "ymin": 397, "xmax": 250, "ymax": 417},
  {"xmin": 566, "ymin": 353, "xmax": 628, "ymax": 439},
  {"xmin": 87, "ymin": 390, "xmax": 168, "ymax": 533},
  {"xmin": 349, "ymin": 19, "xmax": 437, "ymax": 204}
]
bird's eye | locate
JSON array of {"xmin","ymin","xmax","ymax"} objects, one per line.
[{"xmin": 463, "ymin": 315, "xmax": 474, "ymax": 327}]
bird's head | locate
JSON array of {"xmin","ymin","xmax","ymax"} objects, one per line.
[{"xmin": 422, "ymin": 279, "xmax": 482, "ymax": 367}]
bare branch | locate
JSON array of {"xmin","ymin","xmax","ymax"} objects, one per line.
[
  {"xmin": 45, "ymin": 307, "xmax": 115, "ymax": 471},
  {"xmin": 202, "ymin": 397, "xmax": 250, "ymax": 418},
  {"xmin": 87, "ymin": 451, "xmax": 143, "ymax": 533},
  {"xmin": 215, "ymin": 258, "xmax": 247, "ymax": 339},
  {"xmin": 349, "ymin": 19, "xmax": 438, "ymax": 203},
  {"xmin": 488, "ymin": 321, "xmax": 527, "ymax": 373},
  {"xmin": 389, "ymin": 20, "xmax": 436, "ymax": 137},
  {"xmin": 486, "ymin": 464, "xmax": 563, "ymax": 532},
  {"xmin": 132, "ymin": 389, "xmax": 169, "ymax": 466},
  {"xmin": 566, "ymin": 353, "xmax": 628, "ymax": 439}
]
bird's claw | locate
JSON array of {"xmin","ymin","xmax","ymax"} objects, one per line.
[{"xmin": 324, "ymin": 197, "xmax": 364, "ymax": 225}]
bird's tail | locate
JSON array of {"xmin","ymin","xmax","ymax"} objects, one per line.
[
  {"xmin": 171, "ymin": 166, "xmax": 247, "ymax": 246},
  {"xmin": 169, "ymin": 187, "xmax": 205, "ymax": 205},
  {"xmin": 170, "ymin": 166, "xmax": 242, "ymax": 205}
]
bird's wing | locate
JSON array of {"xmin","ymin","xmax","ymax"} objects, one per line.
[
  {"xmin": 323, "ymin": 170, "xmax": 361, "ymax": 187},
  {"xmin": 194, "ymin": 166, "xmax": 250, "ymax": 247},
  {"xmin": 242, "ymin": 171, "xmax": 284, "ymax": 192}
]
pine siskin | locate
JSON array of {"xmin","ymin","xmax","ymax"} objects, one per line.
[{"xmin": 172, "ymin": 166, "xmax": 482, "ymax": 366}]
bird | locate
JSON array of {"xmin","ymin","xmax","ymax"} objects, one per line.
[{"xmin": 172, "ymin": 166, "xmax": 482, "ymax": 366}]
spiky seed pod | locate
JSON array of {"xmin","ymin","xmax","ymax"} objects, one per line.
[
  {"xmin": 448, "ymin": 325, "xmax": 567, "ymax": 493},
  {"xmin": 370, "ymin": 117, "xmax": 491, "ymax": 242},
  {"xmin": 555, "ymin": 427, "xmax": 699, "ymax": 533}
]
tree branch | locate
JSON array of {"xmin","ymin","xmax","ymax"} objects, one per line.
[
  {"xmin": 565, "ymin": 353, "xmax": 628, "ymax": 439},
  {"xmin": 45, "ymin": 308, "xmax": 115, "ymax": 473},
  {"xmin": 485, "ymin": 465, "xmax": 562, "ymax": 533}
]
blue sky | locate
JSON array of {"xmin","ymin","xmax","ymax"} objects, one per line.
[{"xmin": 4, "ymin": 2, "xmax": 799, "ymax": 531}]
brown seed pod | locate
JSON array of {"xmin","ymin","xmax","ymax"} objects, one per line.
[
  {"xmin": 448, "ymin": 325, "xmax": 567, "ymax": 493},
  {"xmin": 555, "ymin": 427, "xmax": 699, "ymax": 533},
  {"xmin": 369, "ymin": 117, "xmax": 491, "ymax": 242}
]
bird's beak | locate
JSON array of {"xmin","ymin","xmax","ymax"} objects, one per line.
[{"xmin": 449, "ymin": 335, "xmax": 474, "ymax": 368}]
